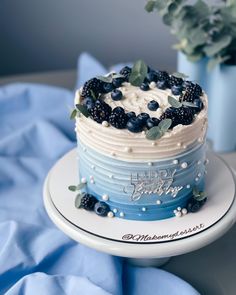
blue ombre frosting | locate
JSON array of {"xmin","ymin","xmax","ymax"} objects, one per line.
[{"xmin": 77, "ymin": 140, "xmax": 206, "ymax": 221}]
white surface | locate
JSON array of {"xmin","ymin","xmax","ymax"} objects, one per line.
[{"xmin": 43, "ymin": 149, "xmax": 236, "ymax": 259}]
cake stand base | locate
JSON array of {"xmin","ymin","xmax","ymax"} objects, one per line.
[{"xmin": 43, "ymin": 149, "xmax": 236, "ymax": 267}]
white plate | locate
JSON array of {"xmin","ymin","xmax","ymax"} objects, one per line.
[{"xmin": 44, "ymin": 149, "xmax": 236, "ymax": 258}]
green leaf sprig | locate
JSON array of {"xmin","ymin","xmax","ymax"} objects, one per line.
[
  {"xmin": 129, "ymin": 60, "xmax": 148, "ymax": 86},
  {"xmin": 168, "ymin": 96, "xmax": 199, "ymax": 109},
  {"xmin": 193, "ymin": 187, "xmax": 207, "ymax": 201},
  {"xmin": 146, "ymin": 118, "xmax": 172, "ymax": 140},
  {"xmin": 68, "ymin": 183, "xmax": 87, "ymax": 208},
  {"xmin": 96, "ymin": 73, "xmax": 125, "ymax": 83}
]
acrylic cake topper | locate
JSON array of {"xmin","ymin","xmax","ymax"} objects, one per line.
[{"xmin": 124, "ymin": 169, "xmax": 183, "ymax": 201}]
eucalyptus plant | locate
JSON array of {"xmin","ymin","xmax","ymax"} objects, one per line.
[{"xmin": 145, "ymin": 0, "xmax": 236, "ymax": 69}]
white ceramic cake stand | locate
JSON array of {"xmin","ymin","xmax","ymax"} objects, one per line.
[{"xmin": 43, "ymin": 149, "xmax": 236, "ymax": 267}]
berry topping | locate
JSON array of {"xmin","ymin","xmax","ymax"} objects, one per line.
[
  {"xmin": 137, "ymin": 112, "xmax": 150, "ymax": 126},
  {"xmin": 157, "ymin": 80, "xmax": 168, "ymax": 90},
  {"xmin": 94, "ymin": 201, "xmax": 110, "ymax": 216},
  {"xmin": 111, "ymin": 89, "xmax": 123, "ymax": 101},
  {"xmin": 140, "ymin": 82, "xmax": 150, "ymax": 91},
  {"xmin": 126, "ymin": 111, "xmax": 136, "ymax": 119},
  {"xmin": 80, "ymin": 194, "xmax": 98, "ymax": 210},
  {"xmin": 185, "ymin": 83, "xmax": 203, "ymax": 97},
  {"xmin": 112, "ymin": 77, "xmax": 125, "ymax": 88},
  {"xmin": 81, "ymin": 78, "xmax": 103, "ymax": 98},
  {"xmin": 146, "ymin": 117, "xmax": 160, "ymax": 129},
  {"xmin": 119, "ymin": 66, "xmax": 131, "ymax": 81},
  {"xmin": 146, "ymin": 71, "xmax": 158, "ymax": 83},
  {"xmin": 83, "ymin": 97, "xmax": 95, "ymax": 110},
  {"xmin": 187, "ymin": 198, "xmax": 206, "ymax": 213},
  {"xmin": 103, "ymin": 83, "xmax": 114, "ymax": 93},
  {"xmin": 127, "ymin": 117, "xmax": 143, "ymax": 133},
  {"xmin": 169, "ymin": 75, "xmax": 183, "ymax": 87},
  {"xmin": 171, "ymin": 85, "xmax": 183, "ymax": 96},
  {"xmin": 183, "ymin": 80, "xmax": 194, "ymax": 89},
  {"xmin": 160, "ymin": 106, "xmax": 194, "ymax": 127},
  {"xmin": 148, "ymin": 100, "xmax": 159, "ymax": 111},
  {"xmin": 89, "ymin": 100, "xmax": 112, "ymax": 123},
  {"xmin": 180, "ymin": 90, "xmax": 197, "ymax": 103},
  {"xmin": 193, "ymin": 98, "xmax": 204, "ymax": 111},
  {"xmin": 113, "ymin": 106, "xmax": 125, "ymax": 113},
  {"xmin": 109, "ymin": 110, "xmax": 128, "ymax": 129},
  {"xmin": 156, "ymin": 71, "xmax": 170, "ymax": 83}
]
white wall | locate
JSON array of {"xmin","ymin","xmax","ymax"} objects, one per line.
[{"xmin": 0, "ymin": 0, "xmax": 177, "ymax": 76}]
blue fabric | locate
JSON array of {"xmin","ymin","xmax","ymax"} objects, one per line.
[{"xmin": 0, "ymin": 53, "xmax": 200, "ymax": 295}]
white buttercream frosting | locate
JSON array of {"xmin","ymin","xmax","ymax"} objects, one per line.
[{"xmin": 75, "ymin": 82, "xmax": 208, "ymax": 161}]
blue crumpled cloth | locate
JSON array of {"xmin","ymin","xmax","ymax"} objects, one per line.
[{"xmin": 0, "ymin": 53, "xmax": 200, "ymax": 295}]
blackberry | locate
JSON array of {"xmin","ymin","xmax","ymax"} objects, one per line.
[
  {"xmin": 160, "ymin": 108, "xmax": 179, "ymax": 128},
  {"xmin": 174, "ymin": 106, "xmax": 194, "ymax": 125},
  {"xmin": 81, "ymin": 78, "xmax": 103, "ymax": 98},
  {"xmin": 180, "ymin": 91, "xmax": 197, "ymax": 103},
  {"xmin": 169, "ymin": 75, "xmax": 183, "ymax": 87},
  {"xmin": 119, "ymin": 66, "xmax": 131, "ymax": 81},
  {"xmin": 156, "ymin": 71, "xmax": 170, "ymax": 82},
  {"xmin": 80, "ymin": 194, "xmax": 98, "ymax": 210},
  {"xmin": 109, "ymin": 110, "xmax": 128, "ymax": 129},
  {"xmin": 186, "ymin": 83, "xmax": 203, "ymax": 96},
  {"xmin": 89, "ymin": 100, "xmax": 112, "ymax": 123}
]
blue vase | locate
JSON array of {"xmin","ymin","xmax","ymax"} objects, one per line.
[{"xmin": 177, "ymin": 51, "xmax": 236, "ymax": 153}]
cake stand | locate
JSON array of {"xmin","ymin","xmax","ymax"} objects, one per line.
[{"xmin": 43, "ymin": 149, "xmax": 236, "ymax": 267}]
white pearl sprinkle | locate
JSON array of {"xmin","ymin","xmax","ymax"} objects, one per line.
[
  {"xmin": 197, "ymin": 160, "xmax": 201, "ymax": 165},
  {"xmin": 173, "ymin": 159, "xmax": 178, "ymax": 165},
  {"xmin": 175, "ymin": 211, "xmax": 182, "ymax": 217},
  {"xmin": 173, "ymin": 210, "xmax": 177, "ymax": 214},
  {"xmin": 182, "ymin": 208, "xmax": 188, "ymax": 215},
  {"xmin": 141, "ymin": 207, "xmax": 147, "ymax": 212},
  {"xmin": 90, "ymin": 179, "xmax": 95, "ymax": 184},
  {"xmin": 198, "ymin": 173, "xmax": 202, "ymax": 177},
  {"xmin": 102, "ymin": 194, "xmax": 109, "ymax": 201},
  {"xmin": 107, "ymin": 211, "xmax": 114, "ymax": 218},
  {"xmin": 142, "ymin": 131, "xmax": 146, "ymax": 135},
  {"xmin": 177, "ymin": 207, "xmax": 181, "ymax": 211},
  {"xmin": 102, "ymin": 121, "xmax": 109, "ymax": 127},
  {"xmin": 186, "ymin": 184, "xmax": 191, "ymax": 189},
  {"xmin": 181, "ymin": 162, "xmax": 188, "ymax": 169},
  {"xmin": 148, "ymin": 162, "xmax": 153, "ymax": 166},
  {"xmin": 91, "ymin": 165, "xmax": 95, "ymax": 170},
  {"xmin": 109, "ymin": 174, "xmax": 114, "ymax": 179},
  {"xmin": 125, "ymin": 147, "xmax": 132, "ymax": 153},
  {"xmin": 183, "ymin": 145, "xmax": 187, "ymax": 149},
  {"xmin": 195, "ymin": 177, "xmax": 199, "ymax": 182},
  {"xmin": 177, "ymin": 142, "xmax": 182, "ymax": 147},
  {"xmin": 81, "ymin": 177, "xmax": 87, "ymax": 184},
  {"xmin": 120, "ymin": 212, "xmax": 125, "ymax": 218},
  {"xmin": 90, "ymin": 175, "xmax": 94, "ymax": 180},
  {"xmin": 205, "ymin": 159, "xmax": 209, "ymax": 165},
  {"xmin": 113, "ymin": 208, "xmax": 118, "ymax": 214},
  {"xmin": 152, "ymin": 142, "xmax": 157, "ymax": 146},
  {"xmin": 198, "ymin": 137, "xmax": 203, "ymax": 143},
  {"xmin": 149, "ymin": 81, "xmax": 156, "ymax": 89},
  {"xmin": 156, "ymin": 200, "xmax": 162, "ymax": 205}
]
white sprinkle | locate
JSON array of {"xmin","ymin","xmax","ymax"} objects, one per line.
[
  {"xmin": 175, "ymin": 211, "xmax": 182, "ymax": 217},
  {"xmin": 173, "ymin": 210, "xmax": 177, "ymax": 214},
  {"xmin": 142, "ymin": 131, "xmax": 146, "ymax": 135},
  {"xmin": 152, "ymin": 142, "xmax": 157, "ymax": 146},
  {"xmin": 198, "ymin": 172, "xmax": 202, "ymax": 177},
  {"xmin": 183, "ymin": 145, "xmax": 187, "ymax": 149},
  {"xmin": 102, "ymin": 121, "xmax": 109, "ymax": 127},
  {"xmin": 102, "ymin": 194, "xmax": 109, "ymax": 201},
  {"xmin": 205, "ymin": 159, "xmax": 209, "ymax": 165},
  {"xmin": 113, "ymin": 208, "xmax": 118, "ymax": 214},
  {"xmin": 177, "ymin": 142, "xmax": 182, "ymax": 147},
  {"xmin": 173, "ymin": 159, "xmax": 178, "ymax": 165},
  {"xmin": 141, "ymin": 207, "xmax": 147, "ymax": 212},
  {"xmin": 120, "ymin": 212, "xmax": 125, "ymax": 218},
  {"xmin": 89, "ymin": 175, "xmax": 94, "ymax": 180},
  {"xmin": 197, "ymin": 160, "xmax": 201, "ymax": 165},
  {"xmin": 81, "ymin": 177, "xmax": 87, "ymax": 184},
  {"xmin": 125, "ymin": 147, "xmax": 132, "ymax": 153},
  {"xmin": 182, "ymin": 208, "xmax": 188, "ymax": 215},
  {"xmin": 109, "ymin": 174, "xmax": 114, "ymax": 179},
  {"xmin": 90, "ymin": 179, "xmax": 95, "ymax": 184},
  {"xmin": 91, "ymin": 165, "xmax": 95, "ymax": 170},
  {"xmin": 156, "ymin": 200, "xmax": 162, "ymax": 205},
  {"xmin": 149, "ymin": 81, "xmax": 156, "ymax": 89},
  {"xmin": 148, "ymin": 162, "xmax": 153, "ymax": 166},
  {"xmin": 186, "ymin": 184, "xmax": 191, "ymax": 189},
  {"xmin": 177, "ymin": 207, "xmax": 181, "ymax": 211},
  {"xmin": 195, "ymin": 177, "xmax": 199, "ymax": 182},
  {"xmin": 181, "ymin": 162, "xmax": 188, "ymax": 169},
  {"xmin": 107, "ymin": 211, "xmax": 114, "ymax": 218}
]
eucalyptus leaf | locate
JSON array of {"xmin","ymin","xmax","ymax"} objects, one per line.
[
  {"xmin": 129, "ymin": 60, "xmax": 148, "ymax": 86},
  {"xmin": 146, "ymin": 126, "xmax": 164, "ymax": 140},
  {"xmin": 77, "ymin": 183, "xmax": 86, "ymax": 190},
  {"xmin": 207, "ymin": 55, "xmax": 231, "ymax": 71},
  {"xmin": 172, "ymin": 72, "xmax": 189, "ymax": 79},
  {"xmin": 75, "ymin": 104, "xmax": 90, "ymax": 118},
  {"xmin": 90, "ymin": 90, "xmax": 97, "ymax": 100},
  {"xmin": 70, "ymin": 109, "xmax": 77, "ymax": 120},
  {"xmin": 96, "ymin": 75, "xmax": 112, "ymax": 83},
  {"xmin": 182, "ymin": 101, "xmax": 198, "ymax": 108},
  {"xmin": 68, "ymin": 185, "xmax": 77, "ymax": 192},
  {"xmin": 75, "ymin": 193, "xmax": 84, "ymax": 208},
  {"xmin": 145, "ymin": 0, "xmax": 155, "ymax": 12},
  {"xmin": 111, "ymin": 73, "xmax": 125, "ymax": 79},
  {"xmin": 204, "ymin": 36, "xmax": 232, "ymax": 57},
  {"xmin": 168, "ymin": 96, "xmax": 182, "ymax": 108},
  {"xmin": 158, "ymin": 118, "xmax": 172, "ymax": 132},
  {"xmin": 194, "ymin": 191, "xmax": 207, "ymax": 201},
  {"xmin": 192, "ymin": 187, "xmax": 199, "ymax": 196}
]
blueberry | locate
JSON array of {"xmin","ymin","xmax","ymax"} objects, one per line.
[
  {"xmin": 126, "ymin": 111, "xmax": 136, "ymax": 119},
  {"xmin": 94, "ymin": 202, "xmax": 110, "ymax": 217},
  {"xmin": 148, "ymin": 100, "xmax": 159, "ymax": 111},
  {"xmin": 171, "ymin": 85, "xmax": 183, "ymax": 96},
  {"xmin": 84, "ymin": 97, "xmax": 95, "ymax": 110},
  {"xmin": 113, "ymin": 106, "xmax": 125, "ymax": 113},
  {"xmin": 112, "ymin": 77, "xmax": 124, "ymax": 88},
  {"xmin": 137, "ymin": 113, "xmax": 150, "ymax": 126},
  {"xmin": 193, "ymin": 98, "xmax": 203, "ymax": 112},
  {"xmin": 157, "ymin": 80, "xmax": 168, "ymax": 90},
  {"xmin": 146, "ymin": 71, "xmax": 158, "ymax": 83},
  {"xmin": 103, "ymin": 83, "xmax": 114, "ymax": 93},
  {"xmin": 111, "ymin": 89, "xmax": 123, "ymax": 101},
  {"xmin": 146, "ymin": 117, "xmax": 160, "ymax": 129},
  {"xmin": 127, "ymin": 117, "xmax": 143, "ymax": 133},
  {"xmin": 140, "ymin": 82, "xmax": 150, "ymax": 91}
]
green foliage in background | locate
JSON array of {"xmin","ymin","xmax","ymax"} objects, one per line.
[{"xmin": 145, "ymin": 0, "xmax": 236, "ymax": 69}]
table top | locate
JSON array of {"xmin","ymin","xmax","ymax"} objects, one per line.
[{"xmin": 1, "ymin": 70, "xmax": 236, "ymax": 295}]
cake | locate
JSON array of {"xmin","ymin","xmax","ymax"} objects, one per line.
[{"xmin": 70, "ymin": 61, "xmax": 208, "ymax": 221}]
